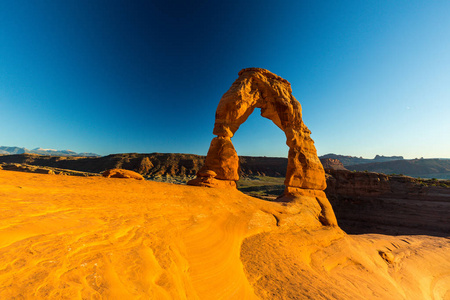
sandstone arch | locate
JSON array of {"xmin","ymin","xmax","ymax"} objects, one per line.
[{"xmin": 188, "ymin": 68, "xmax": 337, "ymax": 226}]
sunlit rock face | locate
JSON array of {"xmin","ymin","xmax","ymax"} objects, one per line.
[
  {"xmin": 102, "ymin": 168, "xmax": 144, "ymax": 180},
  {"xmin": 188, "ymin": 68, "xmax": 337, "ymax": 226}
]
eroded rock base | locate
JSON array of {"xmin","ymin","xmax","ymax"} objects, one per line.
[
  {"xmin": 187, "ymin": 176, "xmax": 237, "ymax": 188},
  {"xmin": 278, "ymin": 188, "xmax": 338, "ymax": 227}
]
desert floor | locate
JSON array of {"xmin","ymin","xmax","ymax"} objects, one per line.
[{"xmin": 0, "ymin": 170, "xmax": 449, "ymax": 299}]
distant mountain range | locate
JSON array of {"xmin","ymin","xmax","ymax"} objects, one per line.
[{"xmin": 0, "ymin": 146, "xmax": 99, "ymax": 157}]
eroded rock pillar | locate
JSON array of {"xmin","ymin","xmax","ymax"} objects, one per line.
[
  {"xmin": 187, "ymin": 136, "xmax": 239, "ymax": 188},
  {"xmin": 284, "ymin": 126, "xmax": 327, "ymax": 190}
]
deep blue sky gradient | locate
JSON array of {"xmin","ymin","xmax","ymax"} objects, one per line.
[{"xmin": 1, "ymin": 1, "xmax": 449, "ymax": 158}]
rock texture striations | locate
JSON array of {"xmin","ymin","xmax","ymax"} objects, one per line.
[{"xmin": 188, "ymin": 68, "xmax": 337, "ymax": 226}]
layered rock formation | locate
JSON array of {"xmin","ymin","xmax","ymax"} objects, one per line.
[
  {"xmin": 0, "ymin": 153, "xmax": 205, "ymax": 177},
  {"xmin": 320, "ymin": 158, "xmax": 347, "ymax": 171},
  {"xmin": 326, "ymin": 169, "xmax": 450, "ymax": 236},
  {"xmin": 188, "ymin": 68, "xmax": 337, "ymax": 226}
]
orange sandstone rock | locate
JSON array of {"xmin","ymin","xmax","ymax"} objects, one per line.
[
  {"xmin": 186, "ymin": 176, "xmax": 237, "ymax": 188},
  {"xmin": 102, "ymin": 168, "xmax": 144, "ymax": 180},
  {"xmin": 197, "ymin": 136, "xmax": 239, "ymax": 181},
  {"xmin": 188, "ymin": 68, "xmax": 337, "ymax": 226},
  {"xmin": 197, "ymin": 169, "xmax": 217, "ymax": 178}
]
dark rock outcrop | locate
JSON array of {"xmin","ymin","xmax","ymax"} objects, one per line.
[
  {"xmin": 326, "ymin": 169, "xmax": 450, "ymax": 236},
  {"xmin": 0, "ymin": 153, "xmax": 205, "ymax": 177}
]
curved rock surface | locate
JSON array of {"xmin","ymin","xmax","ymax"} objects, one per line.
[
  {"xmin": 102, "ymin": 168, "xmax": 144, "ymax": 180},
  {"xmin": 1, "ymin": 170, "xmax": 449, "ymax": 299},
  {"xmin": 189, "ymin": 68, "xmax": 336, "ymax": 226}
]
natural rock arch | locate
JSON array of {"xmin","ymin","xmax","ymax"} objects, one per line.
[{"xmin": 188, "ymin": 68, "xmax": 337, "ymax": 226}]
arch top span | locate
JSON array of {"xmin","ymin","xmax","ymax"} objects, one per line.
[
  {"xmin": 187, "ymin": 68, "xmax": 337, "ymax": 227},
  {"xmin": 213, "ymin": 68, "xmax": 302, "ymax": 139}
]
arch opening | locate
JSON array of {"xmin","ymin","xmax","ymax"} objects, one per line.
[
  {"xmin": 232, "ymin": 108, "xmax": 289, "ymax": 200},
  {"xmin": 231, "ymin": 108, "xmax": 288, "ymax": 158}
]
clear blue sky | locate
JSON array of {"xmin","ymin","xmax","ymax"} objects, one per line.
[{"xmin": 1, "ymin": 1, "xmax": 449, "ymax": 158}]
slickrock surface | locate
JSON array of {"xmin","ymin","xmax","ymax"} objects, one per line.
[
  {"xmin": 1, "ymin": 170, "xmax": 449, "ymax": 299},
  {"xmin": 189, "ymin": 68, "xmax": 337, "ymax": 226}
]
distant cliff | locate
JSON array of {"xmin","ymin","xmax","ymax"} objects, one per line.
[
  {"xmin": 347, "ymin": 158, "xmax": 450, "ymax": 179},
  {"xmin": 1, "ymin": 153, "xmax": 449, "ymax": 179},
  {"xmin": 325, "ymin": 169, "xmax": 450, "ymax": 236},
  {"xmin": 0, "ymin": 153, "xmax": 349, "ymax": 178},
  {"xmin": 0, "ymin": 153, "xmax": 202, "ymax": 175}
]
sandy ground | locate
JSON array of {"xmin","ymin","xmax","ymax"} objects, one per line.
[{"xmin": 0, "ymin": 170, "xmax": 449, "ymax": 299}]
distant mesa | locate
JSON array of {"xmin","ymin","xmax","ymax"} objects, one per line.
[
  {"xmin": 188, "ymin": 68, "xmax": 338, "ymax": 226},
  {"xmin": 374, "ymin": 154, "xmax": 404, "ymax": 162},
  {"xmin": 321, "ymin": 153, "xmax": 404, "ymax": 166},
  {"xmin": 102, "ymin": 168, "xmax": 144, "ymax": 180},
  {"xmin": 320, "ymin": 158, "xmax": 347, "ymax": 171}
]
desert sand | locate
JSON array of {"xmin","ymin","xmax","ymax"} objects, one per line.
[{"xmin": 0, "ymin": 170, "xmax": 449, "ymax": 299}]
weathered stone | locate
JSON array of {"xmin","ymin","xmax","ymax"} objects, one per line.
[
  {"xmin": 188, "ymin": 68, "xmax": 337, "ymax": 226},
  {"xmin": 102, "ymin": 169, "xmax": 144, "ymax": 180},
  {"xmin": 196, "ymin": 136, "xmax": 239, "ymax": 181},
  {"xmin": 197, "ymin": 169, "xmax": 217, "ymax": 178},
  {"xmin": 191, "ymin": 68, "xmax": 325, "ymax": 188},
  {"xmin": 281, "ymin": 187, "xmax": 338, "ymax": 226},
  {"xmin": 212, "ymin": 68, "xmax": 326, "ymax": 189},
  {"xmin": 187, "ymin": 176, "xmax": 237, "ymax": 188}
]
